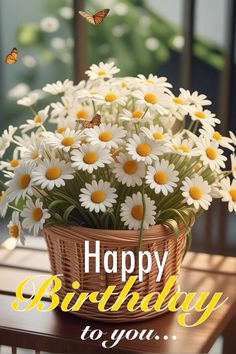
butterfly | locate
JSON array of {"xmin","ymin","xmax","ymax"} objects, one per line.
[
  {"xmin": 78, "ymin": 9, "xmax": 110, "ymax": 25},
  {"xmin": 78, "ymin": 114, "xmax": 101, "ymax": 128},
  {"xmin": 5, "ymin": 47, "xmax": 18, "ymax": 64}
]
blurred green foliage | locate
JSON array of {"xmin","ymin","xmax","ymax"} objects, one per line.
[{"xmin": 4, "ymin": 0, "xmax": 224, "ymax": 121}]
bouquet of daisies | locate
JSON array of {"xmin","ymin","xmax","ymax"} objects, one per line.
[{"xmin": 0, "ymin": 62, "xmax": 235, "ymax": 247}]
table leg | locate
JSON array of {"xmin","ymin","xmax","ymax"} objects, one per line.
[
  {"xmin": 11, "ymin": 347, "xmax": 16, "ymax": 354},
  {"xmin": 223, "ymin": 314, "xmax": 236, "ymax": 353}
]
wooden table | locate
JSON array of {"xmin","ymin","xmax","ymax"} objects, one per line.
[{"xmin": 0, "ymin": 238, "xmax": 235, "ymax": 354}]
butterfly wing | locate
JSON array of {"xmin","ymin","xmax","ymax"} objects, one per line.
[
  {"xmin": 78, "ymin": 114, "xmax": 101, "ymax": 128},
  {"xmin": 79, "ymin": 10, "xmax": 96, "ymax": 25},
  {"xmin": 91, "ymin": 114, "xmax": 101, "ymax": 126},
  {"xmin": 93, "ymin": 9, "xmax": 110, "ymax": 25},
  {"xmin": 77, "ymin": 120, "xmax": 93, "ymax": 128},
  {"xmin": 5, "ymin": 47, "xmax": 18, "ymax": 64}
]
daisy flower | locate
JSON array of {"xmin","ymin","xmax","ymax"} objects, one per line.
[
  {"xmin": 219, "ymin": 177, "xmax": 236, "ymax": 212},
  {"xmin": 0, "ymin": 192, "xmax": 9, "ymax": 217},
  {"xmin": 0, "ymin": 126, "xmax": 18, "ymax": 158},
  {"xmin": 189, "ymin": 108, "xmax": 220, "ymax": 127},
  {"xmin": 17, "ymin": 92, "xmax": 39, "ymax": 107},
  {"xmin": 136, "ymin": 74, "xmax": 172, "ymax": 93},
  {"xmin": 0, "ymin": 149, "xmax": 21, "ymax": 171},
  {"xmin": 84, "ymin": 123, "xmax": 126, "ymax": 149},
  {"xmin": 43, "ymin": 79, "xmax": 73, "ymax": 95},
  {"xmin": 167, "ymin": 92, "xmax": 192, "ymax": 121},
  {"xmin": 146, "ymin": 159, "xmax": 179, "ymax": 195},
  {"xmin": 229, "ymin": 131, "xmax": 236, "ymax": 145},
  {"xmin": 50, "ymin": 96, "xmax": 74, "ymax": 120},
  {"xmin": 7, "ymin": 211, "xmax": 25, "ymax": 245},
  {"xmin": 231, "ymin": 155, "xmax": 236, "ymax": 179},
  {"xmin": 20, "ymin": 140, "xmax": 43, "ymax": 162},
  {"xmin": 32, "ymin": 159, "xmax": 75, "ymax": 191},
  {"xmin": 120, "ymin": 192, "xmax": 156, "ymax": 230},
  {"xmin": 171, "ymin": 136, "xmax": 199, "ymax": 156},
  {"xmin": 6, "ymin": 162, "xmax": 35, "ymax": 203},
  {"xmin": 79, "ymin": 180, "xmax": 117, "ymax": 213},
  {"xmin": 199, "ymin": 125, "xmax": 234, "ymax": 151},
  {"xmin": 68, "ymin": 102, "xmax": 94, "ymax": 122},
  {"xmin": 126, "ymin": 134, "xmax": 162, "ymax": 164},
  {"xmin": 95, "ymin": 87, "xmax": 127, "ymax": 106},
  {"xmin": 132, "ymin": 87, "xmax": 169, "ymax": 115},
  {"xmin": 42, "ymin": 128, "xmax": 82, "ymax": 152},
  {"xmin": 181, "ymin": 175, "xmax": 212, "ymax": 210},
  {"xmin": 71, "ymin": 144, "xmax": 112, "ymax": 173},
  {"xmin": 179, "ymin": 89, "xmax": 211, "ymax": 108},
  {"xmin": 141, "ymin": 125, "xmax": 169, "ymax": 142},
  {"xmin": 40, "ymin": 16, "xmax": 59, "ymax": 33},
  {"xmin": 196, "ymin": 137, "xmax": 227, "ymax": 171},
  {"xmin": 113, "ymin": 153, "xmax": 145, "ymax": 187},
  {"xmin": 20, "ymin": 106, "xmax": 50, "ymax": 133},
  {"xmin": 85, "ymin": 62, "xmax": 120, "ymax": 80},
  {"xmin": 119, "ymin": 105, "xmax": 151, "ymax": 123},
  {"xmin": 21, "ymin": 198, "xmax": 50, "ymax": 236}
]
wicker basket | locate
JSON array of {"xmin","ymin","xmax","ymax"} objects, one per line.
[{"xmin": 43, "ymin": 223, "xmax": 187, "ymax": 322}]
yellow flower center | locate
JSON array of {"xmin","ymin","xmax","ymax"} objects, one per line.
[
  {"xmin": 32, "ymin": 208, "xmax": 43, "ymax": 222},
  {"xmin": 121, "ymin": 81, "xmax": 127, "ymax": 88},
  {"xmin": 154, "ymin": 171, "xmax": 168, "ymax": 184},
  {"xmin": 31, "ymin": 151, "xmax": 39, "ymax": 160},
  {"xmin": 9, "ymin": 225, "xmax": 19, "ymax": 238},
  {"xmin": 178, "ymin": 144, "xmax": 190, "ymax": 153},
  {"xmin": 206, "ymin": 147, "xmax": 217, "ymax": 160},
  {"xmin": 229, "ymin": 188, "xmax": 236, "ymax": 202},
  {"xmin": 18, "ymin": 174, "xmax": 31, "ymax": 189},
  {"xmin": 98, "ymin": 70, "xmax": 107, "ymax": 76},
  {"xmin": 34, "ymin": 114, "xmax": 41, "ymax": 123},
  {"xmin": 0, "ymin": 191, "xmax": 4, "ymax": 201},
  {"xmin": 172, "ymin": 97, "xmax": 185, "ymax": 105},
  {"xmin": 99, "ymin": 131, "xmax": 113, "ymax": 142},
  {"xmin": 123, "ymin": 160, "xmax": 138, "ymax": 174},
  {"xmin": 91, "ymin": 190, "xmax": 105, "ymax": 203},
  {"xmin": 152, "ymin": 132, "xmax": 163, "ymax": 140},
  {"xmin": 189, "ymin": 186, "xmax": 202, "ymax": 200},
  {"xmin": 131, "ymin": 205, "xmax": 144, "ymax": 220},
  {"xmin": 194, "ymin": 163, "xmax": 201, "ymax": 172},
  {"xmin": 136, "ymin": 143, "xmax": 152, "ymax": 156},
  {"xmin": 212, "ymin": 131, "xmax": 222, "ymax": 141},
  {"xmin": 83, "ymin": 152, "xmax": 98, "ymax": 164},
  {"xmin": 61, "ymin": 136, "xmax": 75, "ymax": 147},
  {"xmin": 105, "ymin": 92, "xmax": 117, "ymax": 102},
  {"xmin": 194, "ymin": 111, "xmax": 206, "ymax": 119},
  {"xmin": 76, "ymin": 110, "xmax": 88, "ymax": 120},
  {"xmin": 132, "ymin": 111, "xmax": 143, "ymax": 118},
  {"xmin": 233, "ymin": 165, "xmax": 236, "ymax": 171},
  {"xmin": 146, "ymin": 79, "xmax": 154, "ymax": 83},
  {"xmin": 10, "ymin": 159, "xmax": 20, "ymax": 168},
  {"xmin": 57, "ymin": 127, "xmax": 66, "ymax": 133},
  {"xmin": 45, "ymin": 167, "xmax": 62, "ymax": 180},
  {"xmin": 144, "ymin": 93, "xmax": 157, "ymax": 104}
]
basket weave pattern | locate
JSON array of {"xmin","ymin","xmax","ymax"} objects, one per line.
[{"xmin": 43, "ymin": 224, "xmax": 187, "ymax": 322}]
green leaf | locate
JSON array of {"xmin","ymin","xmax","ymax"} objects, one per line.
[
  {"xmin": 62, "ymin": 205, "xmax": 76, "ymax": 223},
  {"xmin": 163, "ymin": 219, "xmax": 180, "ymax": 238},
  {"xmin": 48, "ymin": 199, "xmax": 66, "ymax": 210}
]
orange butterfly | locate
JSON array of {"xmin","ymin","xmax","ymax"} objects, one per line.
[
  {"xmin": 5, "ymin": 47, "xmax": 18, "ymax": 64},
  {"xmin": 78, "ymin": 114, "xmax": 101, "ymax": 128},
  {"xmin": 78, "ymin": 9, "xmax": 110, "ymax": 25}
]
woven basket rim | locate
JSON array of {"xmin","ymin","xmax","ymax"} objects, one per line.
[{"xmin": 43, "ymin": 221, "xmax": 189, "ymax": 245}]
